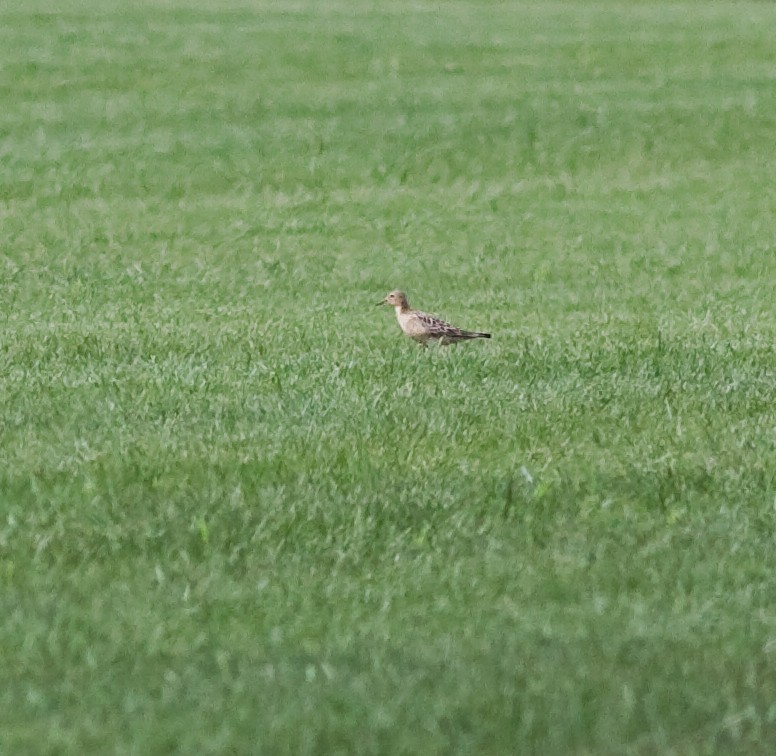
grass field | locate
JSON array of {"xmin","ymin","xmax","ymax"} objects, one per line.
[{"xmin": 2, "ymin": 0, "xmax": 776, "ymax": 752}]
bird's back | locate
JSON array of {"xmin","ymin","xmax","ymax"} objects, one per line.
[{"xmin": 400, "ymin": 309, "xmax": 490, "ymax": 345}]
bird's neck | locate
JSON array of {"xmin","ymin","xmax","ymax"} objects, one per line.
[{"xmin": 394, "ymin": 304, "xmax": 410, "ymax": 316}]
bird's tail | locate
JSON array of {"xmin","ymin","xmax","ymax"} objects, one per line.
[{"xmin": 463, "ymin": 331, "xmax": 491, "ymax": 340}]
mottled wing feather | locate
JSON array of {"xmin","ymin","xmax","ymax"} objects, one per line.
[
  {"xmin": 416, "ymin": 311, "xmax": 467, "ymax": 340},
  {"xmin": 399, "ymin": 308, "xmax": 489, "ymax": 344}
]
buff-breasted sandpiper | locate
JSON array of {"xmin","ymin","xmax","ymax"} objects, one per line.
[{"xmin": 377, "ymin": 290, "xmax": 491, "ymax": 346}]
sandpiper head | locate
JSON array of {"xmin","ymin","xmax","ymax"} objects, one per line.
[{"xmin": 377, "ymin": 290, "xmax": 409, "ymax": 308}]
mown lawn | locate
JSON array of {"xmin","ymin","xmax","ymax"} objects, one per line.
[{"xmin": 2, "ymin": 1, "xmax": 776, "ymax": 753}]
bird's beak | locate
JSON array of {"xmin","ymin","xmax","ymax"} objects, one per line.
[{"xmin": 376, "ymin": 299, "xmax": 386, "ymax": 306}]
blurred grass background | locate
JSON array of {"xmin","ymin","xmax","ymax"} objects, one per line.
[{"xmin": 1, "ymin": 1, "xmax": 776, "ymax": 753}]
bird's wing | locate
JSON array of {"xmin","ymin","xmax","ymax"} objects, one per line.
[{"xmin": 414, "ymin": 311, "xmax": 468, "ymax": 339}]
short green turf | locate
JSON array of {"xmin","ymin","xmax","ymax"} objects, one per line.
[{"xmin": 2, "ymin": 1, "xmax": 776, "ymax": 753}]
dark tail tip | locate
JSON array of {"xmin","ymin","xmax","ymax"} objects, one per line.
[{"xmin": 479, "ymin": 332, "xmax": 491, "ymax": 339}]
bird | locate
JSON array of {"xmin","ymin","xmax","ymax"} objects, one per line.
[{"xmin": 377, "ymin": 290, "xmax": 491, "ymax": 346}]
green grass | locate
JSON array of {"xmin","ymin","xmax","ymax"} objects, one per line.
[{"xmin": 2, "ymin": 0, "xmax": 776, "ymax": 752}]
